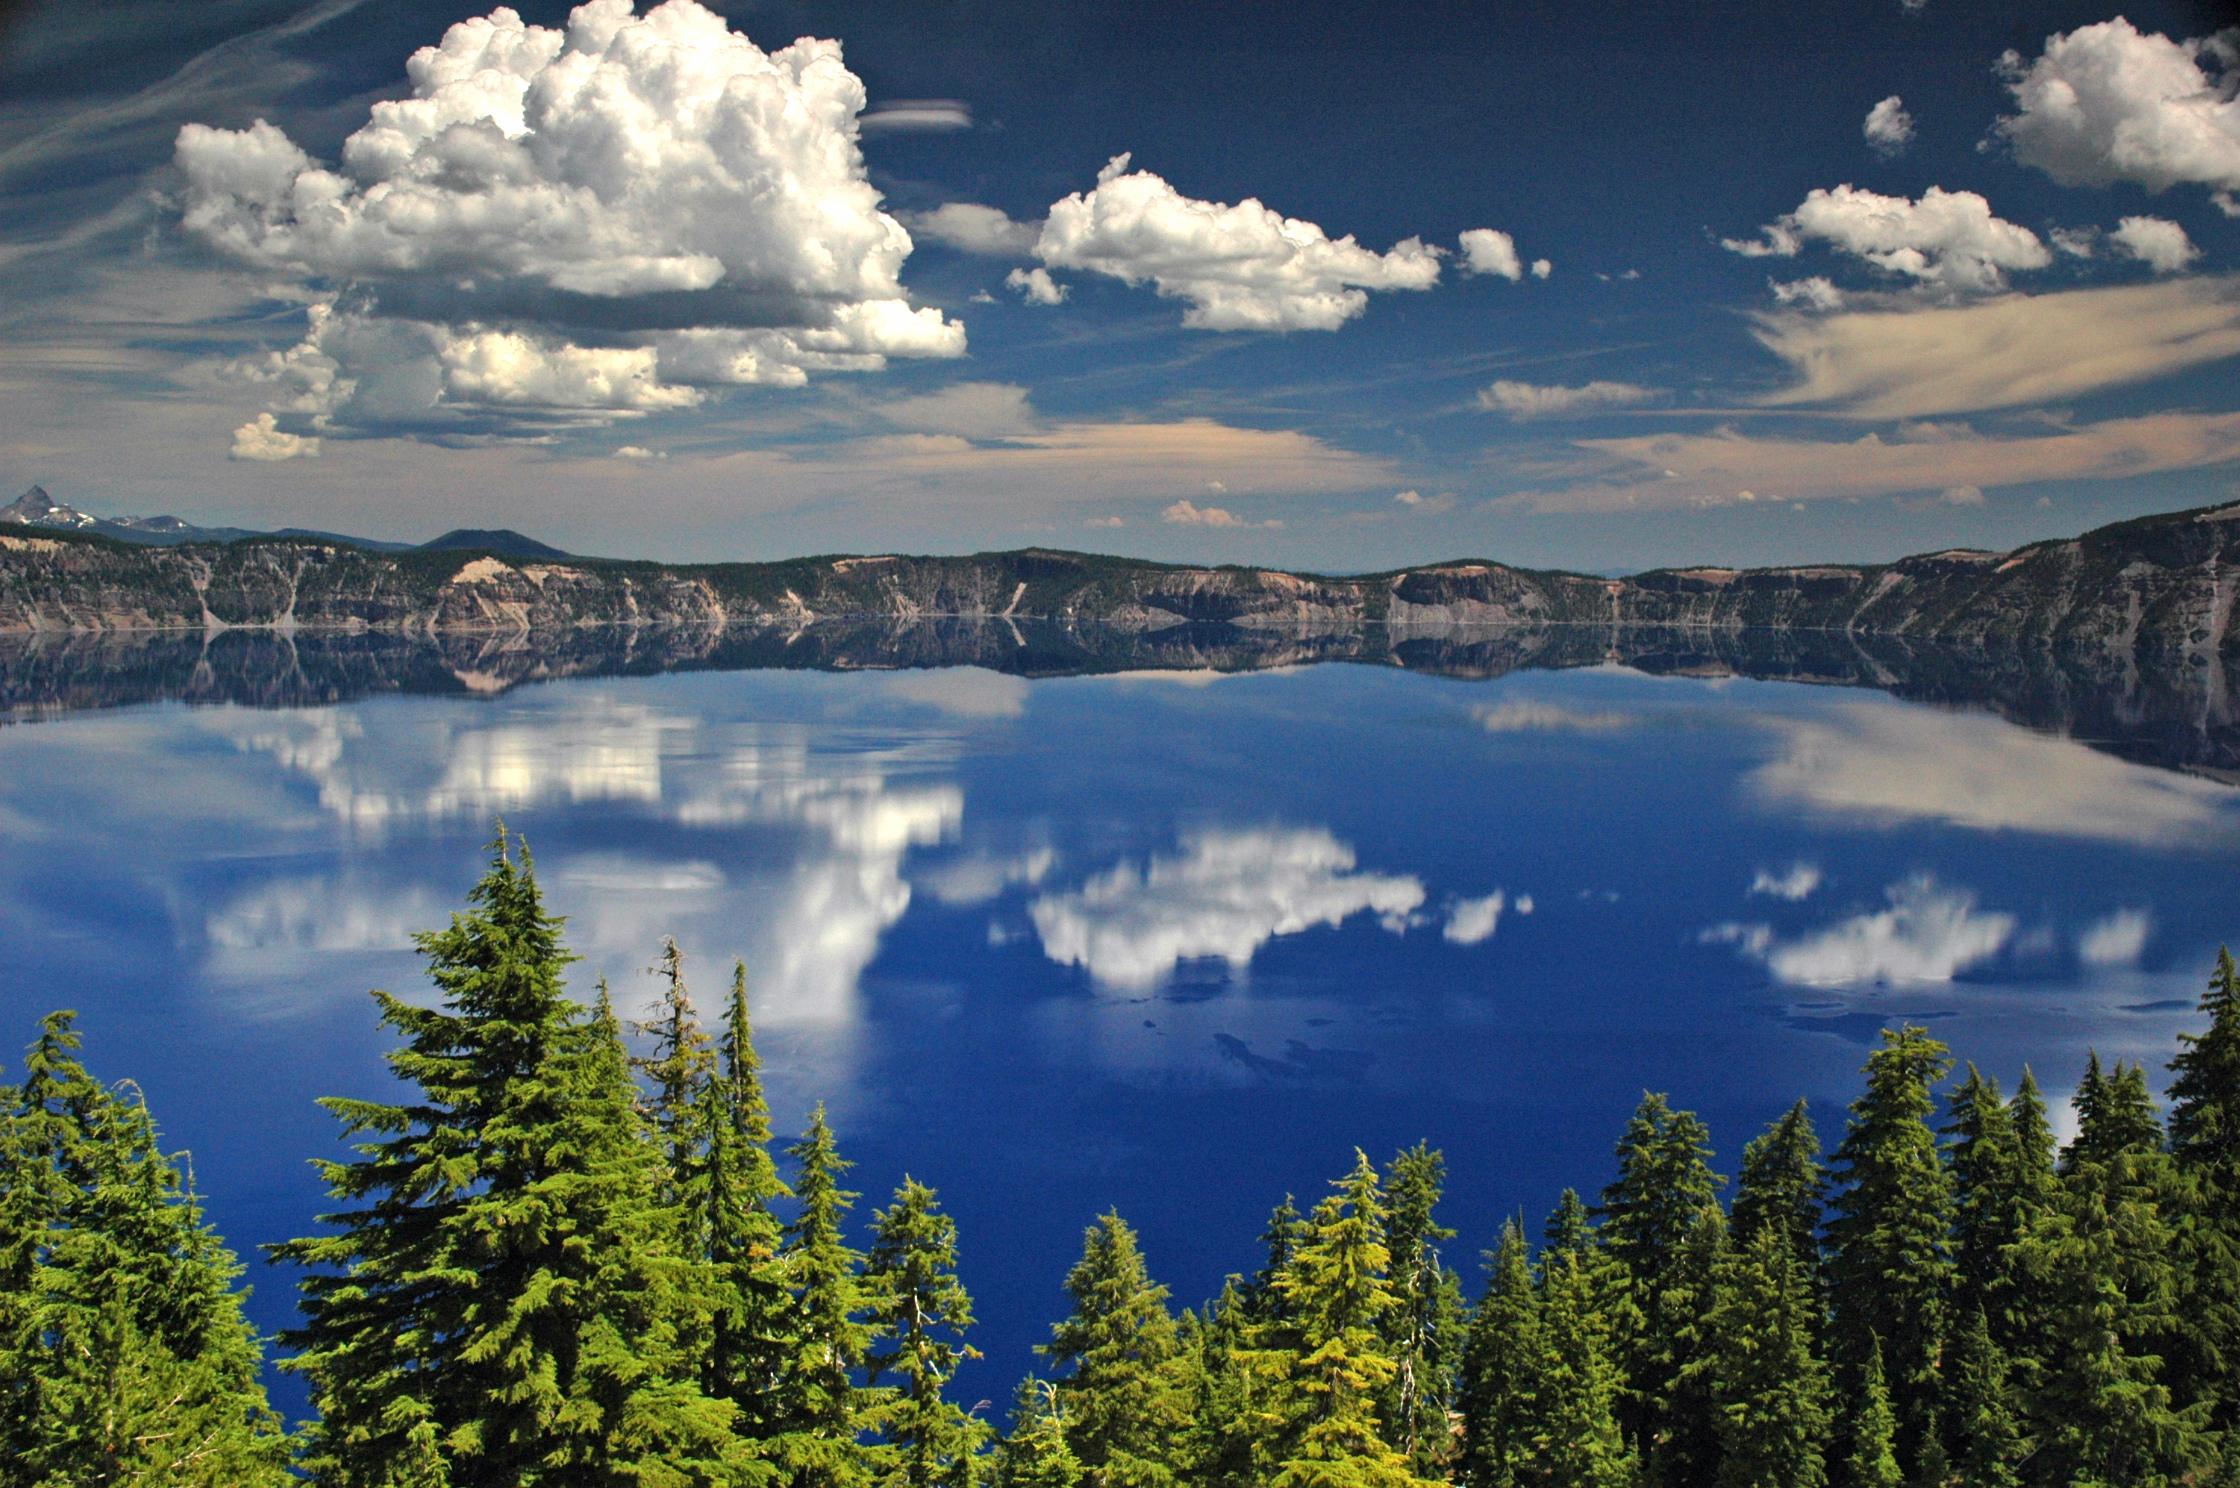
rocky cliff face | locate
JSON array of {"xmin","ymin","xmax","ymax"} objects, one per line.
[{"xmin": 3, "ymin": 501, "xmax": 2235, "ymax": 675}]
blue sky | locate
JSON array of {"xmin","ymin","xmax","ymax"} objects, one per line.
[{"xmin": 2, "ymin": 0, "xmax": 2238, "ymax": 569}]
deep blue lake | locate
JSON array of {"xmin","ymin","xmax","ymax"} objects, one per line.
[{"xmin": 3, "ymin": 655, "xmax": 2236, "ymax": 1419}]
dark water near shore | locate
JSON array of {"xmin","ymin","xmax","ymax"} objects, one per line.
[{"xmin": 2, "ymin": 650, "xmax": 2235, "ymax": 1418}]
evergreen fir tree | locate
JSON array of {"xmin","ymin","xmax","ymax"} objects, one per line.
[
  {"xmin": 1379, "ymin": 1144, "xmax": 1465, "ymax": 1478},
  {"xmin": 1698, "ymin": 1223, "xmax": 1831, "ymax": 1488},
  {"xmin": 1594, "ymin": 1093, "xmax": 1723, "ymax": 1290},
  {"xmin": 1541, "ymin": 1190, "xmax": 1596, "ymax": 1267},
  {"xmin": 1526, "ymin": 1248, "xmax": 1637, "ymax": 1488},
  {"xmin": 1825, "ymin": 1025, "xmax": 1956, "ymax": 1472},
  {"xmin": 275, "ymin": 827, "xmax": 738, "ymax": 1486},
  {"xmin": 1642, "ymin": 1205, "xmax": 1727, "ymax": 1488},
  {"xmin": 1456, "ymin": 1221, "xmax": 1540, "ymax": 1488},
  {"xmin": 1847, "ymin": 1339, "xmax": 1902, "ymax": 1488},
  {"xmin": 0, "ymin": 1014, "xmax": 293, "ymax": 1487},
  {"xmin": 1040, "ymin": 1211, "xmax": 1184, "ymax": 1488},
  {"xmin": 701, "ymin": 963, "xmax": 794, "ymax": 1439},
  {"xmin": 865, "ymin": 1178, "xmax": 988, "ymax": 1488},
  {"xmin": 2013, "ymin": 1053, "xmax": 2204, "ymax": 1487},
  {"xmin": 773, "ymin": 1105, "xmax": 877, "ymax": 1488},
  {"xmin": 1246, "ymin": 1198, "xmax": 1309, "ymax": 1339},
  {"xmin": 630, "ymin": 939, "xmax": 718, "ymax": 1185},
  {"xmin": 1942, "ymin": 1306, "xmax": 2018, "ymax": 1488},
  {"xmin": 1728, "ymin": 1100, "xmax": 1823, "ymax": 1281},
  {"xmin": 2167, "ymin": 947, "xmax": 2240, "ymax": 1425},
  {"xmin": 1594, "ymin": 1093, "xmax": 1722, "ymax": 1488},
  {"xmin": 998, "ymin": 1379, "xmax": 1084, "ymax": 1488},
  {"xmin": 1268, "ymin": 1151, "xmax": 1429, "ymax": 1488}
]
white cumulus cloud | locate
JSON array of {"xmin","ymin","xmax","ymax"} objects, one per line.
[
  {"xmin": 1028, "ymin": 827, "xmax": 1425, "ymax": 989},
  {"xmin": 1459, "ymin": 228, "xmax": 1528, "ymax": 281},
  {"xmin": 1997, "ymin": 19, "xmax": 2240, "ymax": 196},
  {"xmin": 1032, "ymin": 154, "xmax": 1444, "ymax": 330},
  {"xmin": 1444, "ymin": 891, "xmax": 1506, "ymax": 945},
  {"xmin": 2110, "ymin": 215, "xmax": 2202, "ymax": 273},
  {"xmin": 1749, "ymin": 863, "xmax": 1823, "ymax": 900},
  {"xmin": 1723, "ymin": 185, "xmax": 2052, "ymax": 294},
  {"xmin": 2078, "ymin": 907, "xmax": 2153, "ymax": 966},
  {"xmin": 907, "ymin": 202, "xmax": 1040, "ymax": 255},
  {"xmin": 230, "ymin": 411, "xmax": 321, "ymax": 461},
  {"xmin": 1006, "ymin": 266, "xmax": 1069, "ymax": 304},
  {"xmin": 1162, "ymin": 498, "xmax": 1282, "ymax": 529},
  {"xmin": 1477, "ymin": 379, "xmax": 1660, "ymax": 419},
  {"xmin": 174, "ymin": 0, "xmax": 965, "ymax": 441},
  {"xmin": 1864, "ymin": 96, "xmax": 1916, "ymax": 157},
  {"xmin": 1744, "ymin": 874, "xmax": 2017, "ymax": 986}
]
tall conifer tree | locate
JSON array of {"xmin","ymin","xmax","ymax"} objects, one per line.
[
  {"xmin": 0, "ymin": 1015, "xmax": 292, "ymax": 1486},
  {"xmin": 276, "ymin": 827, "xmax": 737, "ymax": 1486},
  {"xmin": 1379, "ymin": 1145, "xmax": 1464, "ymax": 1478},
  {"xmin": 1729, "ymin": 1101, "xmax": 1822, "ymax": 1281},
  {"xmin": 998, "ymin": 1379, "xmax": 1084, "ymax": 1488},
  {"xmin": 1699, "ymin": 1223, "xmax": 1830, "ymax": 1488},
  {"xmin": 1942, "ymin": 1306, "xmax": 2019, "ymax": 1488},
  {"xmin": 1456, "ymin": 1221, "xmax": 1540, "ymax": 1488},
  {"xmin": 865, "ymin": 1178, "xmax": 988, "ymax": 1488},
  {"xmin": 1268, "ymin": 1152, "xmax": 1429, "ymax": 1488},
  {"xmin": 701, "ymin": 964, "xmax": 794, "ymax": 1439},
  {"xmin": 773, "ymin": 1106, "xmax": 876, "ymax": 1488},
  {"xmin": 2015, "ymin": 1053, "xmax": 2203, "ymax": 1485},
  {"xmin": 1594, "ymin": 1094, "xmax": 1722, "ymax": 1485},
  {"xmin": 1825, "ymin": 1025, "xmax": 1955, "ymax": 1472},
  {"xmin": 1040, "ymin": 1211, "xmax": 1184, "ymax": 1488},
  {"xmin": 1846, "ymin": 1340, "xmax": 1902, "ymax": 1488},
  {"xmin": 1527, "ymin": 1248, "xmax": 1636, "ymax": 1488},
  {"xmin": 2168, "ymin": 947, "xmax": 2240, "ymax": 1424}
]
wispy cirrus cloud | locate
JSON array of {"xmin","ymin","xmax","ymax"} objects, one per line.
[{"xmin": 1749, "ymin": 277, "xmax": 2240, "ymax": 418}]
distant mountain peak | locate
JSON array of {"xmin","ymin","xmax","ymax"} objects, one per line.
[
  {"xmin": 3, "ymin": 486, "xmax": 97, "ymax": 529},
  {"xmin": 418, "ymin": 528, "xmax": 570, "ymax": 560}
]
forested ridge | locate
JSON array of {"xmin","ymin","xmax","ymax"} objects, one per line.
[{"xmin": 7, "ymin": 830, "xmax": 2240, "ymax": 1488}]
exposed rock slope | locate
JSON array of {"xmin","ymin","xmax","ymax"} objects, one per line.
[{"xmin": 2, "ymin": 502, "xmax": 2235, "ymax": 675}]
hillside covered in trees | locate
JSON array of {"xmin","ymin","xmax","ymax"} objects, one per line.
[{"xmin": 6, "ymin": 829, "xmax": 2240, "ymax": 1488}]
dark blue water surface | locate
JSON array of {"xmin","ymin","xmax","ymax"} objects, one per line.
[{"xmin": 3, "ymin": 660, "xmax": 2236, "ymax": 1419}]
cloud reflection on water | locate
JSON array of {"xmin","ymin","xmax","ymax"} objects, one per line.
[
  {"xmin": 1747, "ymin": 701, "xmax": 2239, "ymax": 845},
  {"xmin": 1029, "ymin": 827, "xmax": 1425, "ymax": 990}
]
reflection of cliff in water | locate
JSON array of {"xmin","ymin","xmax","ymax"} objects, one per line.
[{"xmin": 3, "ymin": 618, "xmax": 2233, "ymax": 778}]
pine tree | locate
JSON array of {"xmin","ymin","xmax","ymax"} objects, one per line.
[
  {"xmin": 1825, "ymin": 1025, "xmax": 1955, "ymax": 1472},
  {"xmin": 1246, "ymin": 1198, "xmax": 1309, "ymax": 1339},
  {"xmin": 1942, "ymin": 1306, "xmax": 2018, "ymax": 1488},
  {"xmin": 275, "ymin": 826, "xmax": 738, "ymax": 1486},
  {"xmin": 1643, "ymin": 1205, "xmax": 1727, "ymax": 1488},
  {"xmin": 1595, "ymin": 1094, "xmax": 1722, "ymax": 1488},
  {"xmin": 865, "ymin": 1178, "xmax": 988, "ymax": 1488},
  {"xmin": 1847, "ymin": 1339, "xmax": 1902, "ymax": 1488},
  {"xmin": 1457, "ymin": 1221, "xmax": 1541, "ymax": 1488},
  {"xmin": 1541, "ymin": 1189, "xmax": 1596, "ymax": 1266},
  {"xmin": 1379, "ymin": 1145, "xmax": 1465, "ymax": 1478},
  {"xmin": 701, "ymin": 963, "xmax": 794, "ymax": 1438},
  {"xmin": 999, "ymin": 1379, "xmax": 1084, "ymax": 1488},
  {"xmin": 1728, "ymin": 1100, "xmax": 1823, "ymax": 1281},
  {"xmin": 1040, "ymin": 1211, "xmax": 1184, "ymax": 1488},
  {"xmin": 0, "ymin": 1013, "xmax": 293, "ymax": 1487},
  {"xmin": 1698, "ymin": 1223, "xmax": 1830, "ymax": 1488},
  {"xmin": 2014, "ymin": 1053, "xmax": 2204, "ymax": 1486},
  {"xmin": 2167, "ymin": 946, "xmax": 2240, "ymax": 1425},
  {"xmin": 1527, "ymin": 1247, "xmax": 1637, "ymax": 1488},
  {"xmin": 1594, "ymin": 1093, "xmax": 1723, "ymax": 1290},
  {"xmin": 1268, "ymin": 1151, "xmax": 1428, "ymax": 1488},
  {"xmin": 631, "ymin": 939, "xmax": 718, "ymax": 1185},
  {"xmin": 772, "ymin": 1105, "xmax": 877, "ymax": 1488}
]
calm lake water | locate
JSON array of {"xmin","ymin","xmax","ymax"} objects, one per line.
[{"xmin": 3, "ymin": 655, "xmax": 2235, "ymax": 1415}]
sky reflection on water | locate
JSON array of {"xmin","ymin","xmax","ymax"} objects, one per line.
[{"xmin": 2, "ymin": 661, "xmax": 2235, "ymax": 1412}]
